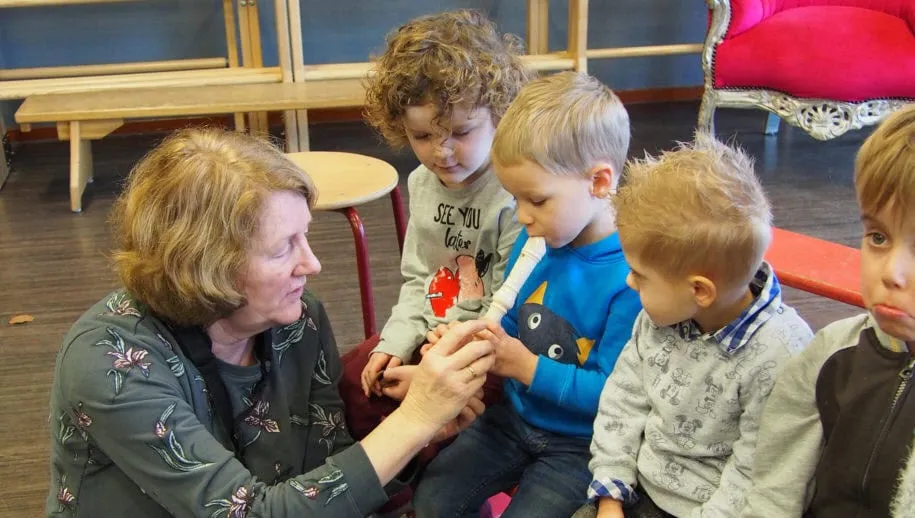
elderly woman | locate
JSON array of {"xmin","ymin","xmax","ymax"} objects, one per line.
[{"xmin": 46, "ymin": 128, "xmax": 494, "ymax": 517}]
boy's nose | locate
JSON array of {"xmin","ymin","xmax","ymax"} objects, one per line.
[
  {"xmin": 434, "ymin": 141, "xmax": 454, "ymax": 160},
  {"xmin": 516, "ymin": 206, "xmax": 534, "ymax": 226},
  {"xmin": 882, "ymin": 247, "xmax": 911, "ymax": 289}
]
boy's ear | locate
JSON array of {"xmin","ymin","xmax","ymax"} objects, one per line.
[
  {"xmin": 588, "ymin": 163, "xmax": 616, "ymax": 198},
  {"xmin": 687, "ymin": 275, "xmax": 717, "ymax": 308}
]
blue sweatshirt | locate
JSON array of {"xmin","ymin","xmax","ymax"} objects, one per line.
[{"xmin": 501, "ymin": 229, "xmax": 641, "ymax": 438}]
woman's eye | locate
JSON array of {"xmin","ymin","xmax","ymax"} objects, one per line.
[
  {"xmin": 531, "ymin": 199, "xmax": 546, "ymax": 207},
  {"xmin": 453, "ymin": 130, "xmax": 470, "ymax": 137}
]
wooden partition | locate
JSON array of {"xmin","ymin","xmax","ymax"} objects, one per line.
[{"xmin": 1, "ymin": 0, "xmax": 704, "ymax": 171}]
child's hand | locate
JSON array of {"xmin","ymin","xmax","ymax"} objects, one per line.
[
  {"xmin": 481, "ymin": 323, "xmax": 538, "ymax": 385},
  {"xmin": 596, "ymin": 498, "xmax": 624, "ymax": 518},
  {"xmin": 420, "ymin": 321, "xmax": 462, "ymax": 355},
  {"xmin": 360, "ymin": 352, "xmax": 403, "ymax": 397},
  {"xmin": 378, "ymin": 365, "xmax": 417, "ymax": 401}
]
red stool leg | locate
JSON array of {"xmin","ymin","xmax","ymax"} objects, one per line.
[
  {"xmin": 339, "ymin": 206, "xmax": 376, "ymax": 339},
  {"xmin": 390, "ymin": 185, "xmax": 407, "ymax": 257}
]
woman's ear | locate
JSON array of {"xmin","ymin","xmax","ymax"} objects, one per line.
[
  {"xmin": 588, "ymin": 163, "xmax": 616, "ymax": 198},
  {"xmin": 687, "ymin": 275, "xmax": 718, "ymax": 308}
]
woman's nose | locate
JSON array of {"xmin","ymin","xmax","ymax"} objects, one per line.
[{"xmin": 294, "ymin": 240, "xmax": 321, "ymax": 276}]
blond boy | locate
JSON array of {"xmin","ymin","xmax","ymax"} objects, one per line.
[
  {"xmin": 743, "ymin": 105, "xmax": 915, "ymax": 517},
  {"xmin": 414, "ymin": 71, "xmax": 642, "ymax": 517},
  {"xmin": 579, "ymin": 135, "xmax": 812, "ymax": 518}
]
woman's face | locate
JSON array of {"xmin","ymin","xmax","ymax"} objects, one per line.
[{"xmin": 232, "ymin": 190, "xmax": 321, "ymax": 332}]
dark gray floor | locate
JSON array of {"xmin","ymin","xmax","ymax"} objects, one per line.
[{"xmin": 0, "ymin": 101, "xmax": 865, "ymax": 516}]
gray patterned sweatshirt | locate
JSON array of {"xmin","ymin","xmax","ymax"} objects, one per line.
[
  {"xmin": 588, "ymin": 268, "xmax": 812, "ymax": 517},
  {"xmin": 47, "ymin": 290, "xmax": 396, "ymax": 517},
  {"xmin": 374, "ymin": 164, "xmax": 520, "ymax": 360}
]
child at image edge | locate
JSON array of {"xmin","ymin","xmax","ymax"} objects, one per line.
[{"xmin": 742, "ymin": 104, "xmax": 915, "ymax": 518}]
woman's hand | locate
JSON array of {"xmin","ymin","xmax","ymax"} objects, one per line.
[
  {"xmin": 431, "ymin": 389, "xmax": 486, "ymax": 443},
  {"xmin": 398, "ymin": 320, "xmax": 494, "ymax": 431},
  {"xmin": 420, "ymin": 320, "xmax": 462, "ymax": 355}
]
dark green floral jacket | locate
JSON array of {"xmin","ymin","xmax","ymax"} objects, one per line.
[{"xmin": 47, "ymin": 289, "xmax": 390, "ymax": 517}]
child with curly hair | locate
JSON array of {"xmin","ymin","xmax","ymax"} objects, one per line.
[{"xmin": 338, "ymin": 8, "xmax": 530, "ymax": 465}]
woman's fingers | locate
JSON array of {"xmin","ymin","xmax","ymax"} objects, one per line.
[
  {"xmin": 447, "ymin": 340, "xmax": 495, "ymax": 375},
  {"xmin": 466, "ymin": 395, "xmax": 485, "ymax": 417},
  {"xmin": 427, "ymin": 320, "xmax": 489, "ymax": 356}
]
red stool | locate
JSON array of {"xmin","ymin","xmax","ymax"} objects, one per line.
[{"xmin": 287, "ymin": 151, "xmax": 407, "ymax": 338}]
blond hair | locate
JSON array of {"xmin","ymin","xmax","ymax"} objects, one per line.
[
  {"xmin": 614, "ymin": 133, "xmax": 771, "ymax": 287},
  {"xmin": 491, "ymin": 71, "xmax": 630, "ymax": 178},
  {"xmin": 363, "ymin": 9, "xmax": 530, "ymax": 148},
  {"xmin": 855, "ymin": 105, "xmax": 915, "ymax": 220},
  {"xmin": 110, "ymin": 128, "xmax": 316, "ymax": 326}
]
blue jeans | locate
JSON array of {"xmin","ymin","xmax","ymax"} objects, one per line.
[{"xmin": 413, "ymin": 402, "xmax": 593, "ymax": 518}]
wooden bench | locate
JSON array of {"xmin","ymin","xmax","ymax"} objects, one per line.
[
  {"xmin": 15, "ymin": 80, "xmax": 365, "ymax": 211},
  {"xmin": 765, "ymin": 227, "xmax": 863, "ymax": 308}
]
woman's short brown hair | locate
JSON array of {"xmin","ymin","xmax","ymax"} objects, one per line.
[
  {"xmin": 363, "ymin": 9, "xmax": 531, "ymax": 149},
  {"xmin": 110, "ymin": 128, "xmax": 316, "ymax": 326}
]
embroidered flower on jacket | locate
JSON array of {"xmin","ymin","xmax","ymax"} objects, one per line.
[
  {"xmin": 313, "ymin": 351, "xmax": 331, "ymax": 385},
  {"xmin": 271, "ymin": 302, "xmax": 309, "ymax": 365},
  {"xmin": 103, "ymin": 292, "xmax": 142, "ymax": 318},
  {"xmin": 308, "ymin": 403, "xmax": 345, "ymax": 453},
  {"xmin": 240, "ymin": 399, "xmax": 280, "ymax": 448},
  {"xmin": 55, "ymin": 473, "xmax": 75, "ymax": 511},
  {"xmin": 205, "ymin": 485, "xmax": 254, "ymax": 518},
  {"xmin": 156, "ymin": 333, "xmax": 186, "ymax": 377},
  {"xmin": 290, "ymin": 479, "xmax": 320, "ymax": 499},
  {"xmin": 107, "ymin": 347, "xmax": 152, "ymax": 376},
  {"xmin": 244, "ymin": 400, "xmax": 280, "ymax": 433},
  {"xmin": 96, "ymin": 327, "xmax": 152, "ymax": 394},
  {"xmin": 150, "ymin": 403, "xmax": 212, "ymax": 472},
  {"xmin": 57, "ymin": 485, "xmax": 75, "ymax": 511},
  {"xmin": 73, "ymin": 402, "xmax": 92, "ymax": 431}
]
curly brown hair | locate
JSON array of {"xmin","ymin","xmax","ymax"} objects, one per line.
[{"xmin": 364, "ymin": 9, "xmax": 531, "ymax": 149}]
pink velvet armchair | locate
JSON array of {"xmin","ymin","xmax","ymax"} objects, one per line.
[{"xmin": 699, "ymin": 0, "xmax": 915, "ymax": 140}]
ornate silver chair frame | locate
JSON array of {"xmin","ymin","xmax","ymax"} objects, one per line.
[{"xmin": 698, "ymin": 0, "xmax": 912, "ymax": 141}]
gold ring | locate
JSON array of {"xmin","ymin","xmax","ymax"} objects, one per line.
[{"xmin": 467, "ymin": 366, "xmax": 477, "ymax": 378}]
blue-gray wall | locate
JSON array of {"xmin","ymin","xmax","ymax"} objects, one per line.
[{"xmin": 0, "ymin": 0, "xmax": 707, "ymax": 123}]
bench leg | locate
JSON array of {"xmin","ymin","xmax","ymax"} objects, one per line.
[
  {"xmin": 283, "ymin": 110, "xmax": 299, "ymax": 153},
  {"xmin": 233, "ymin": 113, "xmax": 247, "ymax": 133},
  {"xmin": 295, "ymin": 109, "xmax": 309, "ymax": 151},
  {"xmin": 69, "ymin": 121, "xmax": 93, "ymax": 213},
  {"xmin": 0, "ymin": 114, "xmax": 10, "ymax": 191}
]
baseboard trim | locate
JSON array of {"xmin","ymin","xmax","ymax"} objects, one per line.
[{"xmin": 5, "ymin": 85, "xmax": 703, "ymax": 143}]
